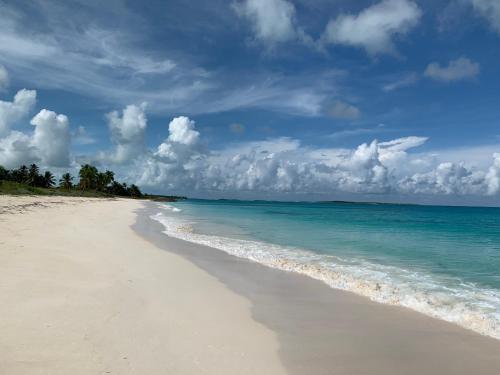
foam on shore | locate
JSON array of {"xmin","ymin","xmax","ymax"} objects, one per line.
[{"xmin": 151, "ymin": 209, "xmax": 500, "ymax": 340}]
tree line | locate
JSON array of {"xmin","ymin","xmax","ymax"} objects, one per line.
[{"xmin": 0, "ymin": 163, "xmax": 143, "ymax": 197}]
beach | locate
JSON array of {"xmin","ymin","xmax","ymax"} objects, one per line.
[
  {"xmin": 1, "ymin": 196, "xmax": 499, "ymax": 374},
  {"xmin": 0, "ymin": 197, "xmax": 286, "ymax": 375}
]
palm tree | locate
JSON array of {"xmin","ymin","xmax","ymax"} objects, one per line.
[
  {"xmin": 78, "ymin": 164, "xmax": 98, "ymax": 190},
  {"xmin": 127, "ymin": 184, "xmax": 142, "ymax": 197},
  {"xmin": 0, "ymin": 165, "xmax": 8, "ymax": 181},
  {"xmin": 28, "ymin": 164, "xmax": 40, "ymax": 186},
  {"xmin": 59, "ymin": 173, "xmax": 73, "ymax": 190},
  {"xmin": 96, "ymin": 170, "xmax": 114, "ymax": 191},
  {"xmin": 14, "ymin": 165, "xmax": 29, "ymax": 183},
  {"xmin": 43, "ymin": 171, "xmax": 56, "ymax": 188},
  {"xmin": 109, "ymin": 180, "xmax": 128, "ymax": 195},
  {"xmin": 105, "ymin": 170, "xmax": 114, "ymax": 183}
]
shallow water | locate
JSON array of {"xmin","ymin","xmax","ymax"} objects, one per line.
[{"xmin": 152, "ymin": 199, "xmax": 500, "ymax": 339}]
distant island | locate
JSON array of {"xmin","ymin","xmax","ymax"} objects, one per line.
[{"xmin": 0, "ymin": 163, "xmax": 186, "ymax": 202}]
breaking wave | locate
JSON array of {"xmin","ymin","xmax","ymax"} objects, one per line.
[{"xmin": 151, "ymin": 209, "xmax": 500, "ymax": 340}]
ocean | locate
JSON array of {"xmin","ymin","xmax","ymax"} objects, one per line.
[{"xmin": 151, "ymin": 199, "xmax": 500, "ymax": 339}]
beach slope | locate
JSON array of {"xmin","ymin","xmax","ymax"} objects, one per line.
[{"xmin": 0, "ymin": 196, "xmax": 286, "ymax": 375}]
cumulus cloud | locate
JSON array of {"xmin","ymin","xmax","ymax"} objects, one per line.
[
  {"xmin": 469, "ymin": 0, "xmax": 500, "ymax": 34},
  {"xmin": 0, "ymin": 131, "xmax": 39, "ymax": 168},
  {"xmin": 233, "ymin": 0, "xmax": 297, "ymax": 44},
  {"xmin": 123, "ymin": 115, "xmax": 500, "ymax": 200},
  {"xmin": 102, "ymin": 103, "xmax": 147, "ymax": 164},
  {"xmin": 0, "ymin": 65, "xmax": 9, "ymax": 91},
  {"xmin": 30, "ymin": 109, "xmax": 71, "ymax": 167},
  {"xmin": 2, "ymin": 96, "xmax": 497, "ymax": 201},
  {"xmin": 322, "ymin": 0, "xmax": 422, "ymax": 55},
  {"xmin": 485, "ymin": 153, "xmax": 500, "ymax": 195},
  {"xmin": 137, "ymin": 116, "xmax": 204, "ymax": 190},
  {"xmin": 399, "ymin": 162, "xmax": 486, "ymax": 195},
  {"xmin": 0, "ymin": 89, "xmax": 37, "ymax": 136},
  {"xmin": 327, "ymin": 101, "xmax": 361, "ymax": 120},
  {"xmin": 424, "ymin": 57, "xmax": 480, "ymax": 82},
  {"xmin": 0, "ymin": 107, "xmax": 71, "ymax": 169},
  {"xmin": 167, "ymin": 116, "xmax": 200, "ymax": 146}
]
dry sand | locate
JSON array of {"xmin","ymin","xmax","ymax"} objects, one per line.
[
  {"xmin": 1, "ymin": 196, "xmax": 499, "ymax": 375},
  {"xmin": 0, "ymin": 196, "xmax": 286, "ymax": 375}
]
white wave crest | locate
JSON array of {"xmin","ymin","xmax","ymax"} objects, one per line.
[
  {"xmin": 151, "ymin": 211, "xmax": 500, "ymax": 340},
  {"xmin": 158, "ymin": 203, "xmax": 182, "ymax": 213}
]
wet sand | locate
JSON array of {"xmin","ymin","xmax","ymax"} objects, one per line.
[{"xmin": 135, "ymin": 202, "xmax": 500, "ymax": 375}]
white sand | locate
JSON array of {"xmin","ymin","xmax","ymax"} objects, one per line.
[{"xmin": 0, "ymin": 196, "xmax": 286, "ymax": 375}]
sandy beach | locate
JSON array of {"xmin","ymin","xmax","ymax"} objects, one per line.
[
  {"xmin": 1, "ymin": 196, "xmax": 499, "ymax": 374},
  {"xmin": 0, "ymin": 196, "xmax": 286, "ymax": 375}
]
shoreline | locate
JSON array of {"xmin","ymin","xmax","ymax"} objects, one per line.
[
  {"xmin": 1, "ymin": 196, "xmax": 499, "ymax": 374},
  {"xmin": 150, "ymin": 202, "xmax": 500, "ymax": 340},
  {"xmin": 135, "ymin": 201, "xmax": 500, "ymax": 374}
]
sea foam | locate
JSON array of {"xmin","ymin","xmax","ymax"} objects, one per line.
[
  {"xmin": 158, "ymin": 204, "xmax": 182, "ymax": 213},
  {"xmin": 151, "ymin": 209, "xmax": 500, "ymax": 340}
]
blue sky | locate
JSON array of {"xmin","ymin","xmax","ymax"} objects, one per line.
[{"xmin": 0, "ymin": 0, "xmax": 500, "ymax": 204}]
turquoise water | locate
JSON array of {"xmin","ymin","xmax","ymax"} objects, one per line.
[{"xmin": 152, "ymin": 199, "xmax": 500, "ymax": 339}]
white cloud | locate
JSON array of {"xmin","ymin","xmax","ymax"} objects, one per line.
[
  {"xmin": 204, "ymin": 78, "xmax": 329, "ymax": 117},
  {"xmin": 167, "ymin": 116, "xmax": 200, "ymax": 146},
  {"xmin": 469, "ymin": 0, "xmax": 500, "ymax": 34},
  {"xmin": 485, "ymin": 153, "xmax": 500, "ymax": 195},
  {"xmin": 83, "ymin": 28, "xmax": 176, "ymax": 75},
  {"xmin": 399, "ymin": 162, "xmax": 486, "ymax": 195},
  {"xmin": 378, "ymin": 136, "xmax": 428, "ymax": 172},
  {"xmin": 0, "ymin": 3, "xmax": 212, "ymax": 114},
  {"xmin": 121, "ymin": 115, "xmax": 500, "ymax": 200},
  {"xmin": 233, "ymin": 0, "xmax": 297, "ymax": 44},
  {"xmin": 73, "ymin": 126, "xmax": 96, "ymax": 145},
  {"xmin": 322, "ymin": 0, "xmax": 422, "ymax": 55},
  {"xmin": 424, "ymin": 57, "xmax": 480, "ymax": 82},
  {"xmin": 0, "ymin": 106, "xmax": 71, "ymax": 169},
  {"xmin": 382, "ymin": 72, "xmax": 418, "ymax": 91},
  {"xmin": 0, "ymin": 2, "xmax": 340, "ymax": 117},
  {"xmin": 136, "ymin": 116, "xmax": 205, "ymax": 190},
  {"xmin": 327, "ymin": 101, "xmax": 361, "ymax": 120},
  {"xmin": 328, "ymin": 125, "xmax": 388, "ymax": 140},
  {"xmin": 0, "ymin": 89, "xmax": 37, "ymax": 136},
  {"xmin": 30, "ymin": 109, "xmax": 71, "ymax": 167},
  {"xmin": 0, "ymin": 131, "xmax": 39, "ymax": 168},
  {"xmin": 0, "ymin": 65, "xmax": 9, "ymax": 91},
  {"xmin": 102, "ymin": 103, "xmax": 148, "ymax": 164}
]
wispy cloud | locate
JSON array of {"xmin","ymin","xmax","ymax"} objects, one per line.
[
  {"xmin": 0, "ymin": 2, "xmax": 212, "ymax": 113},
  {"xmin": 468, "ymin": 0, "xmax": 500, "ymax": 34},
  {"xmin": 73, "ymin": 126, "xmax": 97, "ymax": 145},
  {"xmin": 326, "ymin": 101, "xmax": 361, "ymax": 120},
  {"xmin": 382, "ymin": 72, "xmax": 418, "ymax": 91},
  {"xmin": 328, "ymin": 124, "xmax": 389, "ymax": 140}
]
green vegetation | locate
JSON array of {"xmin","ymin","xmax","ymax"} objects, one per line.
[
  {"xmin": 0, "ymin": 163, "xmax": 143, "ymax": 198},
  {"xmin": 1, "ymin": 163, "xmax": 187, "ymax": 201}
]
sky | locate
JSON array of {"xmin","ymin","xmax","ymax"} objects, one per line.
[{"xmin": 0, "ymin": 0, "xmax": 499, "ymax": 205}]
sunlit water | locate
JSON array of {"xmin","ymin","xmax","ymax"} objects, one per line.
[{"xmin": 152, "ymin": 199, "xmax": 500, "ymax": 339}]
